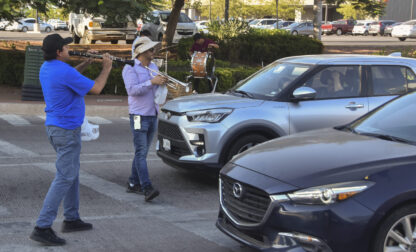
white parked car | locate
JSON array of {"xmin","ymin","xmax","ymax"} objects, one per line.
[
  {"xmin": 141, "ymin": 11, "xmax": 197, "ymax": 43},
  {"xmin": 5, "ymin": 18, "xmax": 53, "ymax": 32},
  {"xmin": 352, "ymin": 21, "xmax": 372, "ymax": 36},
  {"xmin": 249, "ymin": 18, "xmax": 279, "ymax": 29},
  {"xmin": 195, "ymin": 20, "xmax": 209, "ymax": 34},
  {"xmin": 47, "ymin": 19, "xmax": 68, "ymax": 30},
  {"xmin": 392, "ymin": 20, "xmax": 416, "ymax": 41},
  {"xmin": 0, "ymin": 19, "xmax": 9, "ymax": 30}
]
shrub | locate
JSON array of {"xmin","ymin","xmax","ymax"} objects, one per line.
[
  {"xmin": 0, "ymin": 49, "xmax": 25, "ymax": 87},
  {"xmin": 177, "ymin": 28, "xmax": 323, "ymax": 65},
  {"xmin": 208, "ymin": 20, "xmax": 251, "ymax": 40}
]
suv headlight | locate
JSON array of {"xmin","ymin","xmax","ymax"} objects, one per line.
[
  {"xmin": 186, "ymin": 108, "xmax": 233, "ymax": 123},
  {"xmin": 284, "ymin": 181, "xmax": 374, "ymax": 205}
]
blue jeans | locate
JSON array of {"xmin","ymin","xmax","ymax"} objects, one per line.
[
  {"xmin": 128, "ymin": 114, "xmax": 157, "ymax": 189},
  {"xmin": 36, "ymin": 126, "xmax": 81, "ymax": 228}
]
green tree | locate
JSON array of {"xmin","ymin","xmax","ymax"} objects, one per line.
[
  {"xmin": 336, "ymin": 2, "xmax": 366, "ymax": 19},
  {"xmin": 326, "ymin": 0, "xmax": 386, "ymax": 18},
  {"xmin": 0, "ymin": 0, "xmax": 49, "ymax": 21}
]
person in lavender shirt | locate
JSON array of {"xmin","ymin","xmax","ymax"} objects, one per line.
[{"xmin": 122, "ymin": 36, "xmax": 167, "ymax": 202}]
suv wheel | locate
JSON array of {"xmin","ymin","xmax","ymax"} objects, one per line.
[
  {"xmin": 399, "ymin": 37, "xmax": 407, "ymax": 41},
  {"xmin": 72, "ymin": 32, "xmax": 80, "ymax": 44},
  {"xmin": 22, "ymin": 26, "xmax": 28, "ymax": 32},
  {"xmin": 372, "ymin": 204, "xmax": 416, "ymax": 252},
  {"xmin": 336, "ymin": 29, "xmax": 342, "ymax": 36},
  {"xmin": 45, "ymin": 27, "xmax": 51, "ymax": 33},
  {"xmin": 291, "ymin": 30, "xmax": 298, "ymax": 36},
  {"xmin": 226, "ymin": 134, "xmax": 269, "ymax": 161}
]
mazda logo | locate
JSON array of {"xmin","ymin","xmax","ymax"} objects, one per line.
[{"xmin": 232, "ymin": 182, "xmax": 243, "ymax": 199}]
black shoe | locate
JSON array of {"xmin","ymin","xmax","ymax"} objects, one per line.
[
  {"xmin": 30, "ymin": 227, "xmax": 66, "ymax": 246},
  {"xmin": 61, "ymin": 219, "xmax": 93, "ymax": 233},
  {"xmin": 144, "ymin": 187, "xmax": 160, "ymax": 202},
  {"xmin": 126, "ymin": 182, "xmax": 143, "ymax": 194}
]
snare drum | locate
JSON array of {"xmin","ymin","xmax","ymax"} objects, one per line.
[{"xmin": 191, "ymin": 52, "xmax": 214, "ymax": 78}]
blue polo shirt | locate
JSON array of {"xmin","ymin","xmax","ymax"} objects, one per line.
[{"xmin": 39, "ymin": 59, "xmax": 94, "ymax": 129}]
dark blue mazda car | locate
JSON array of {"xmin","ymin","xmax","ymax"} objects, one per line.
[{"xmin": 216, "ymin": 91, "xmax": 416, "ymax": 252}]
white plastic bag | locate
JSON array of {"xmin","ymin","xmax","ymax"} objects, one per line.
[
  {"xmin": 81, "ymin": 118, "xmax": 99, "ymax": 141},
  {"xmin": 154, "ymin": 84, "xmax": 168, "ymax": 105}
]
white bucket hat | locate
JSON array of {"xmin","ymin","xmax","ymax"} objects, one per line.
[{"xmin": 132, "ymin": 36, "xmax": 161, "ymax": 60}]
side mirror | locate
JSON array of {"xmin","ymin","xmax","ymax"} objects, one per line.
[{"xmin": 292, "ymin": 87, "xmax": 316, "ymax": 100}]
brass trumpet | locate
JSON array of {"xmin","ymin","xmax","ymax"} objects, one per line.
[{"xmin": 145, "ymin": 66, "xmax": 191, "ymax": 93}]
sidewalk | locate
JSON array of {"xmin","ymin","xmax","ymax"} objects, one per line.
[{"xmin": 0, "ymin": 86, "xmax": 129, "ymax": 117}]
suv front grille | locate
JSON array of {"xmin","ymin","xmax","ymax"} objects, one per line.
[
  {"xmin": 158, "ymin": 120, "xmax": 191, "ymax": 158},
  {"xmin": 221, "ymin": 176, "xmax": 271, "ymax": 225},
  {"xmin": 177, "ymin": 30, "xmax": 194, "ymax": 35}
]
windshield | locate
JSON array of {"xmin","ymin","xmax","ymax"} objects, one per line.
[
  {"xmin": 231, "ymin": 62, "xmax": 311, "ymax": 99},
  {"xmin": 349, "ymin": 92, "xmax": 416, "ymax": 144},
  {"xmin": 159, "ymin": 12, "xmax": 193, "ymax": 23},
  {"xmin": 286, "ymin": 22, "xmax": 298, "ymax": 29}
]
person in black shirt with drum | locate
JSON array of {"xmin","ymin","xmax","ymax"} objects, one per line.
[{"xmin": 189, "ymin": 33, "xmax": 219, "ymax": 93}]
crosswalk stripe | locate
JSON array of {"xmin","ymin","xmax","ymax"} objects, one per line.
[
  {"xmin": 86, "ymin": 116, "xmax": 112, "ymax": 125},
  {"xmin": 37, "ymin": 115, "xmax": 46, "ymax": 121},
  {"xmin": 121, "ymin": 117, "xmax": 129, "ymax": 121},
  {"xmin": 0, "ymin": 139, "xmax": 37, "ymax": 157},
  {"xmin": 0, "ymin": 114, "xmax": 30, "ymax": 126}
]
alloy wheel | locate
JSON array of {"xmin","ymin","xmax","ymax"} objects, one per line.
[{"xmin": 384, "ymin": 214, "xmax": 416, "ymax": 252}]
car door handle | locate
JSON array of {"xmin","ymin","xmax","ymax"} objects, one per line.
[{"xmin": 345, "ymin": 104, "xmax": 364, "ymax": 109}]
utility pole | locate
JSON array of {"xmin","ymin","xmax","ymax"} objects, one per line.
[{"xmin": 411, "ymin": 0, "xmax": 415, "ymax": 20}]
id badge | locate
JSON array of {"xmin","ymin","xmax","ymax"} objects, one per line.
[{"xmin": 134, "ymin": 115, "xmax": 141, "ymax": 130}]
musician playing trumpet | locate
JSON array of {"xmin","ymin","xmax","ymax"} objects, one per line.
[{"xmin": 122, "ymin": 36, "xmax": 167, "ymax": 202}]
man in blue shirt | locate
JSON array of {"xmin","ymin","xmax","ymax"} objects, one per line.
[{"xmin": 30, "ymin": 34, "xmax": 112, "ymax": 246}]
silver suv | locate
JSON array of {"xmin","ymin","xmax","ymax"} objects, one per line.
[
  {"xmin": 157, "ymin": 54, "xmax": 416, "ymax": 171},
  {"xmin": 141, "ymin": 10, "xmax": 197, "ymax": 42}
]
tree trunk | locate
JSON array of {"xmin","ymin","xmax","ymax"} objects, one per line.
[
  {"xmin": 162, "ymin": 0, "xmax": 185, "ymax": 47},
  {"xmin": 225, "ymin": 0, "xmax": 229, "ymax": 21},
  {"xmin": 313, "ymin": 0, "xmax": 322, "ymax": 40},
  {"xmin": 275, "ymin": 0, "xmax": 279, "ymax": 29}
]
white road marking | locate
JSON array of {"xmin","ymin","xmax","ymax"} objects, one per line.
[
  {"xmin": 0, "ymin": 140, "xmax": 238, "ymax": 250},
  {"xmin": 86, "ymin": 116, "xmax": 112, "ymax": 125},
  {"xmin": 0, "ymin": 140, "xmax": 37, "ymax": 157},
  {"xmin": 121, "ymin": 117, "xmax": 129, "ymax": 121},
  {"xmin": 0, "ymin": 115, "xmax": 30, "ymax": 126},
  {"xmin": 37, "ymin": 115, "xmax": 46, "ymax": 121}
]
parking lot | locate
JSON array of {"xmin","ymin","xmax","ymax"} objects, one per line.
[{"xmin": 1, "ymin": 30, "xmax": 416, "ymax": 48}]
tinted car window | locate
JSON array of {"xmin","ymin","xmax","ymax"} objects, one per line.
[
  {"xmin": 303, "ymin": 66, "xmax": 361, "ymax": 99},
  {"xmin": 352, "ymin": 92, "xmax": 416, "ymax": 143},
  {"xmin": 371, "ymin": 66, "xmax": 409, "ymax": 95},
  {"xmin": 234, "ymin": 62, "xmax": 311, "ymax": 98},
  {"xmin": 159, "ymin": 12, "xmax": 192, "ymax": 23}
]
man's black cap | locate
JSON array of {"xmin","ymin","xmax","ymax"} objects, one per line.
[{"xmin": 41, "ymin": 33, "xmax": 73, "ymax": 53}]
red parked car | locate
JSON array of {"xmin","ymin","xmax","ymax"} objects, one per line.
[{"xmin": 322, "ymin": 19, "xmax": 356, "ymax": 35}]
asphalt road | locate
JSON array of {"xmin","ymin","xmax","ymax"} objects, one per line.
[
  {"xmin": 1, "ymin": 30, "xmax": 416, "ymax": 47},
  {"xmin": 0, "ymin": 114, "xmax": 253, "ymax": 252}
]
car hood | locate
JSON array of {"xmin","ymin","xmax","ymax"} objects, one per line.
[
  {"xmin": 162, "ymin": 93, "xmax": 263, "ymax": 113},
  {"xmin": 231, "ymin": 128, "xmax": 416, "ymax": 189}
]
